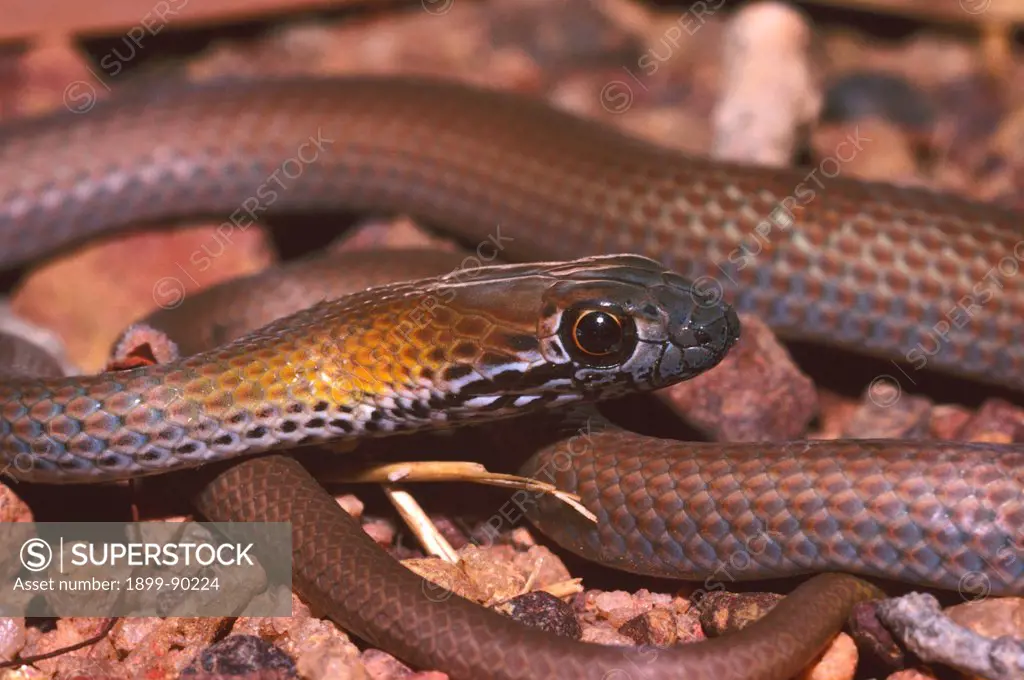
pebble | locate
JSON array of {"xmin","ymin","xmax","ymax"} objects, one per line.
[
  {"xmin": 0, "ymin": 617, "xmax": 25, "ymax": 661},
  {"xmin": 181, "ymin": 634, "xmax": 297, "ymax": 678},
  {"xmin": 580, "ymin": 625, "xmax": 635, "ymax": 647},
  {"xmin": 592, "ymin": 590, "xmax": 643, "ymax": 627},
  {"xmin": 336, "ymin": 495, "xmax": 364, "ymax": 520},
  {"xmin": 959, "ymin": 399, "xmax": 1024, "ymax": 443},
  {"xmin": 797, "ymin": 633, "xmax": 858, "ymax": 680},
  {"xmin": 119, "ymin": 617, "xmax": 228, "ymax": 677},
  {"xmin": 821, "ymin": 71, "xmax": 935, "ymax": 129},
  {"xmin": 361, "ymin": 520, "xmax": 396, "ymax": 547},
  {"xmin": 0, "ymin": 483, "xmax": 32, "ymax": 522},
  {"xmin": 929, "ymin": 404, "xmax": 973, "ymax": 439},
  {"xmin": 945, "ymin": 597, "xmax": 1024, "ymax": 639},
  {"xmin": 619, "ymin": 608, "xmax": 677, "ymax": 646},
  {"xmin": 662, "ymin": 314, "xmax": 818, "ymax": 441},
  {"xmin": 362, "ymin": 648, "xmax": 414, "ymax": 679},
  {"xmin": 494, "ymin": 591, "xmax": 582, "ymax": 640},
  {"xmin": 843, "ymin": 380, "xmax": 932, "ymax": 438},
  {"xmin": 697, "ymin": 591, "xmax": 783, "ymax": 636}
]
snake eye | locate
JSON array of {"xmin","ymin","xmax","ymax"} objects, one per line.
[{"xmin": 562, "ymin": 306, "xmax": 637, "ymax": 366}]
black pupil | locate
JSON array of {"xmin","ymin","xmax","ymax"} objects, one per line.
[{"xmin": 575, "ymin": 311, "xmax": 622, "ymax": 356}]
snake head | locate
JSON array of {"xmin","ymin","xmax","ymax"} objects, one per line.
[
  {"xmin": 347, "ymin": 254, "xmax": 740, "ymax": 428},
  {"xmin": 535, "ymin": 254, "xmax": 740, "ymax": 399}
]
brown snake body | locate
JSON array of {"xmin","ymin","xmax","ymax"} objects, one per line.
[{"xmin": 0, "ymin": 76, "xmax": 1022, "ymax": 680}]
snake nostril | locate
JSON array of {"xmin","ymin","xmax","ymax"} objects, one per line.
[{"xmin": 693, "ymin": 328, "xmax": 711, "ymax": 346}]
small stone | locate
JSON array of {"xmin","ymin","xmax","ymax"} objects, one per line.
[
  {"xmin": 960, "ymin": 399, "xmax": 1024, "ymax": 443},
  {"xmin": 579, "ymin": 626, "xmax": 635, "ymax": 646},
  {"xmin": 844, "ymin": 379, "xmax": 932, "ymax": 438},
  {"xmin": 493, "ymin": 591, "xmax": 582, "ymax": 640},
  {"xmin": 335, "ymin": 495, "xmax": 364, "ymax": 519},
  {"xmin": 812, "ymin": 390, "xmax": 861, "ymax": 439},
  {"xmin": 673, "ymin": 600, "xmax": 706, "ymax": 644},
  {"xmin": 361, "ymin": 648, "xmax": 414, "ymax": 679},
  {"xmin": 227, "ymin": 592, "xmax": 311, "ymax": 639},
  {"xmin": 121, "ymin": 616, "xmax": 228, "ymax": 676},
  {"xmin": 661, "ymin": 314, "xmax": 818, "ymax": 441},
  {"xmin": 109, "ymin": 617, "xmax": 164, "ymax": 655},
  {"xmin": 628, "ymin": 588, "xmax": 673, "ymax": 609},
  {"xmin": 234, "ymin": 600, "xmax": 361, "ymax": 680},
  {"xmin": 0, "ymin": 617, "xmax": 26, "ymax": 661},
  {"xmin": 181, "ymin": 634, "xmax": 296, "ymax": 678},
  {"xmin": 796, "ymin": 632, "xmax": 858, "ymax": 680},
  {"xmin": 929, "ymin": 404, "xmax": 972, "ymax": 439},
  {"xmin": 696, "ymin": 591, "xmax": 783, "ymax": 636},
  {"xmin": 588, "ymin": 589, "xmax": 652, "ymax": 628},
  {"xmin": 619, "ymin": 608, "xmax": 677, "ymax": 646},
  {"xmin": 0, "ymin": 484, "xmax": 32, "ymax": 522},
  {"xmin": 361, "ymin": 520, "xmax": 395, "ymax": 547},
  {"xmin": 592, "ymin": 591, "xmax": 636, "ymax": 617},
  {"xmin": 945, "ymin": 597, "xmax": 1024, "ymax": 639},
  {"xmin": 293, "ymin": 634, "xmax": 363, "ymax": 680}
]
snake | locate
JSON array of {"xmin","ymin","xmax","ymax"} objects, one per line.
[{"xmin": 0, "ymin": 75, "xmax": 1022, "ymax": 680}]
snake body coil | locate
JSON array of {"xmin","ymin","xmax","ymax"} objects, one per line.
[
  {"xmin": 0, "ymin": 77, "xmax": 1021, "ymax": 390},
  {"xmin": 0, "ymin": 76, "xmax": 1022, "ymax": 680}
]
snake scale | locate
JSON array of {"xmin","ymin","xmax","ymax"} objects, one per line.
[{"xmin": 0, "ymin": 75, "xmax": 1022, "ymax": 680}]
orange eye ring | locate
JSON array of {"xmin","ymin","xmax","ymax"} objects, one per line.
[{"xmin": 571, "ymin": 309, "xmax": 625, "ymax": 357}]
